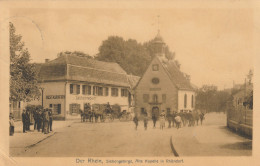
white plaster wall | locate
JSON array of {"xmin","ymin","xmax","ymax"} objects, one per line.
[
  {"xmin": 178, "ymin": 90, "xmax": 195, "ymax": 111},
  {"xmin": 65, "ymin": 82, "xmax": 129, "ymax": 120}
]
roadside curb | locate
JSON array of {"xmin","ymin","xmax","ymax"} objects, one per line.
[{"xmin": 170, "ymin": 136, "xmax": 179, "ymax": 157}]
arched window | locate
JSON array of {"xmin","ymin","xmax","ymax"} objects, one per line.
[
  {"xmin": 184, "ymin": 94, "xmax": 187, "ymax": 108},
  {"xmin": 191, "ymin": 95, "xmax": 194, "ymax": 108},
  {"xmin": 153, "ymin": 94, "xmax": 158, "ymax": 103}
]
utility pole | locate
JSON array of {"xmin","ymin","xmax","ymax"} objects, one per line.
[{"xmin": 40, "ymin": 87, "xmax": 44, "ymax": 108}]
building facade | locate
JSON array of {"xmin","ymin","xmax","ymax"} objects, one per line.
[
  {"xmin": 134, "ymin": 32, "xmax": 195, "ymax": 117},
  {"xmin": 26, "ymin": 54, "xmax": 139, "ymax": 120}
]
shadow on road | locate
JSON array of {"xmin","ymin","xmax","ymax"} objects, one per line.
[{"xmin": 220, "ymin": 141, "xmax": 252, "ymax": 150}]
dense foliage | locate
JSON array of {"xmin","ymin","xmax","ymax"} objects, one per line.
[
  {"xmin": 95, "ymin": 36, "xmax": 179, "ymax": 76},
  {"xmin": 9, "ymin": 22, "xmax": 40, "ymax": 102},
  {"xmin": 195, "ymin": 85, "xmax": 231, "ymax": 113}
]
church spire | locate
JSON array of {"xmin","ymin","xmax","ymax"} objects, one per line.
[{"xmin": 152, "ymin": 20, "xmax": 165, "ymax": 57}]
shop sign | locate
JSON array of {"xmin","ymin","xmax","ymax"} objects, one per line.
[
  {"xmin": 46, "ymin": 95, "xmax": 65, "ymax": 99},
  {"xmin": 75, "ymin": 96, "xmax": 96, "ymax": 100},
  {"xmin": 149, "ymin": 88, "xmax": 161, "ymax": 91}
]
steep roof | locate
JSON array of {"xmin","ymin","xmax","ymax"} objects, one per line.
[
  {"xmin": 127, "ymin": 74, "xmax": 140, "ymax": 89},
  {"xmin": 37, "ymin": 55, "xmax": 130, "ymax": 87},
  {"xmin": 158, "ymin": 57, "xmax": 195, "ymax": 91}
]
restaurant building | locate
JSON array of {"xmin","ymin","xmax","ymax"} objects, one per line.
[{"xmin": 27, "ymin": 54, "xmax": 139, "ymax": 120}]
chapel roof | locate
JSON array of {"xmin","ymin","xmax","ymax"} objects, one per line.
[{"xmin": 158, "ymin": 57, "xmax": 195, "ymax": 91}]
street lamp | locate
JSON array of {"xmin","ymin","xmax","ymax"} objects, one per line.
[{"xmin": 39, "ymin": 87, "xmax": 44, "ymax": 108}]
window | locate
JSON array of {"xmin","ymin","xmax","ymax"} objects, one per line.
[
  {"xmin": 152, "ymin": 64, "xmax": 159, "ymax": 71},
  {"xmin": 111, "ymin": 88, "xmax": 118, "ymax": 97},
  {"xmin": 52, "ymin": 104, "xmax": 61, "ymax": 115},
  {"xmin": 69, "ymin": 104, "xmax": 80, "ymax": 114},
  {"xmin": 82, "ymin": 85, "xmax": 91, "ymax": 95},
  {"xmin": 184, "ymin": 94, "xmax": 187, "ymax": 108},
  {"xmin": 93, "ymin": 86, "xmax": 103, "ymax": 96},
  {"xmin": 104, "ymin": 87, "xmax": 109, "ymax": 96},
  {"xmin": 167, "ymin": 108, "xmax": 171, "ymax": 113},
  {"xmin": 162, "ymin": 94, "xmax": 166, "ymax": 103},
  {"xmin": 70, "ymin": 84, "xmax": 80, "ymax": 94},
  {"xmin": 121, "ymin": 89, "xmax": 128, "ymax": 97},
  {"xmin": 141, "ymin": 108, "xmax": 145, "ymax": 114},
  {"xmin": 143, "ymin": 94, "xmax": 149, "ymax": 103},
  {"xmin": 152, "ymin": 78, "xmax": 160, "ymax": 84},
  {"xmin": 153, "ymin": 94, "xmax": 158, "ymax": 103},
  {"xmin": 191, "ymin": 95, "xmax": 194, "ymax": 108}
]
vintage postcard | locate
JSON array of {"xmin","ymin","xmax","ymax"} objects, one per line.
[{"xmin": 0, "ymin": 0, "xmax": 260, "ymax": 166}]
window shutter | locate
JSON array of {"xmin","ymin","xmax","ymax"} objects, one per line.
[
  {"xmin": 77, "ymin": 85, "xmax": 80, "ymax": 94},
  {"xmin": 70, "ymin": 84, "xmax": 73, "ymax": 94}
]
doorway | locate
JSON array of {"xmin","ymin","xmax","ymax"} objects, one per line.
[{"xmin": 152, "ymin": 106, "xmax": 159, "ymax": 117}]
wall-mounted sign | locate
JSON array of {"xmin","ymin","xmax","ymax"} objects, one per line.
[
  {"xmin": 46, "ymin": 95, "xmax": 65, "ymax": 99},
  {"xmin": 75, "ymin": 96, "xmax": 96, "ymax": 100},
  {"xmin": 149, "ymin": 88, "xmax": 161, "ymax": 91}
]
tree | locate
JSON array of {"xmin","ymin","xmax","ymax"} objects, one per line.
[
  {"xmin": 95, "ymin": 36, "xmax": 151, "ymax": 76},
  {"xmin": 95, "ymin": 35, "xmax": 181, "ymax": 76},
  {"xmin": 196, "ymin": 85, "xmax": 231, "ymax": 113},
  {"xmin": 9, "ymin": 22, "xmax": 40, "ymax": 102},
  {"xmin": 57, "ymin": 51, "xmax": 93, "ymax": 59}
]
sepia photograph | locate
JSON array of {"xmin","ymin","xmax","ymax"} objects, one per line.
[{"xmin": 0, "ymin": 1, "xmax": 260, "ymax": 166}]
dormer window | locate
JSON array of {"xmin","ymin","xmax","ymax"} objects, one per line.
[{"xmin": 152, "ymin": 64, "xmax": 159, "ymax": 71}]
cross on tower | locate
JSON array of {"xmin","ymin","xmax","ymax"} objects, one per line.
[{"xmin": 157, "ymin": 15, "xmax": 160, "ymax": 33}]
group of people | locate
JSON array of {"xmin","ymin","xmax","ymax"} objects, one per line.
[
  {"xmin": 22, "ymin": 108, "xmax": 53, "ymax": 134},
  {"xmin": 133, "ymin": 110, "xmax": 169, "ymax": 130},
  {"xmin": 133, "ymin": 109, "xmax": 205, "ymax": 130}
]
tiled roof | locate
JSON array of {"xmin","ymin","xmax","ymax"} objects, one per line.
[
  {"xmin": 158, "ymin": 57, "xmax": 195, "ymax": 91},
  {"xmin": 37, "ymin": 55, "xmax": 130, "ymax": 87}
]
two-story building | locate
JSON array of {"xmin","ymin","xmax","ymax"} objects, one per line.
[{"xmin": 27, "ymin": 54, "xmax": 139, "ymax": 120}]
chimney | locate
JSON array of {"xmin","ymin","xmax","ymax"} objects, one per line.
[{"xmin": 45, "ymin": 59, "xmax": 50, "ymax": 63}]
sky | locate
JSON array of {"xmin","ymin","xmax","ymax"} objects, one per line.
[{"xmin": 9, "ymin": 7, "xmax": 254, "ymax": 90}]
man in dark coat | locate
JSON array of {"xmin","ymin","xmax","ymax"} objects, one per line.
[
  {"xmin": 143, "ymin": 111, "xmax": 148, "ymax": 130},
  {"xmin": 22, "ymin": 110, "xmax": 27, "ymax": 133},
  {"xmin": 152, "ymin": 112, "xmax": 157, "ymax": 128},
  {"xmin": 133, "ymin": 114, "xmax": 138, "ymax": 130},
  {"xmin": 33, "ymin": 110, "xmax": 39, "ymax": 130},
  {"xmin": 37, "ymin": 109, "xmax": 42, "ymax": 132},
  {"xmin": 25, "ymin": 110, "xmax": 30, "ymax": 131},
  {"xmin": 48, "ymin": 109, "xmax": 53, "ymax": 132}
]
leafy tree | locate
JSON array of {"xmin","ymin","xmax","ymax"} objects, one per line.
[
  {"xmin": 57, "ymin": 51, "xmax": 93, "ymax": 59},
  {"xmin": 196, "ymin": 85, "xmax": 231, "ymax": 113},
  {"xmin": 95, "ymin": 36, "xmax": 151, "ymax": 76},
  {"xmin": 9, "ymin": 22, "xmax": 40, "ymax": 102},
  {"xmin": 95, "ymin": 35, "xmax": 180, "ymax": 76}
]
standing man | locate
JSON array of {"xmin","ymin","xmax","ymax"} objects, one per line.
[
  {"xmin": 43, "ymin": 109, "xmax": 50, "ymax": 134},
  {"xmin": 159, "ymin": 110, "xmax": 166, "ymax": 130},
  {"xmin": 143, "ymin": 110, "xmax": 148, "ymax": 130},
  {"xmin": 37, "ymin": 109, "xmax": 42, "ymax": 132},
  {"xmin": 33, "ymin": 109, "xmax": 38, "ymax": 131},
  {"xmin": 48, "ymin": 108, "xmax": 53, "ymax": 132},
  {"xmin": 152, "ymin": 112, "xmax": 157, "ymax": 128},
  {"xmin": 166, "ymin": 110, "xmax": 172, "ymax": 128},
  {"xmin": 133, "ymin": 114, "xmax": 139, "ymax": 130},
  {"xmin": 25, "ymin": 110, "xmax": 30, "ymax": 131},
  {"xmin": 22, "ymin": 109, "xmax": 27, "ymax": 133}
]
